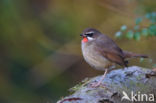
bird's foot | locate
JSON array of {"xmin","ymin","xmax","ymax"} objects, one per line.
[{"xmin": 89, "ymin": 69, "xmax": 108, "ymax": 88}]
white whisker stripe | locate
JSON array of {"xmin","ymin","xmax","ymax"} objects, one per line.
[{"xmin": 87, "ymin": 37, "xmax": 94, "ymax": 41}]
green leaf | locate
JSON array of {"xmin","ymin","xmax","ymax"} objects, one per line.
[
  {"xmin": 135, "ymin": 18, "xmax": 142, "ymax": 25},
  {"xmin": 120, "ymin": 25, "xmax": 127, "ymax": 31},
  {"xmin": 150, "ymin": 18, "xmax": 156, "ymax": 23},
  {"xmin": 115, "ymin": 31, "xmax": 122, "ymax": 38},
  {"xmin": 148, "ymin": 58, "xmax": 153, "ymax": 63},
  {"xmin": 151, "ymin": 12, "xmax": 156, "ymax": 17},
  {"xmin": 140, "ymin": 58, "xmax": 144, "ymax": 63},
  {"xmin": 146, "ymin": 12, "xmax": 156, "ymax": 23},
  {"xmin": 148, "ymin": 24, "xmax": 156, "ymax": 36},
  {"xmin": 134, "ymin": 25, "xmax": 139, "ymax": 30},
  {"xmin": 126, "ymin": 30, "xmax": 134, "ymax": 39},
  {"xmin": 145, "ymin": 13, "xmax": 151, "ymax": 19},
  {"xmin": 134, "ymin": 32, "xmax": 140, "ymax": 41},
  {"xmin": 152, "ymin": 64, "xmax": 156, "ymax": 68},
  {"xmin": 141, "ymin": 28, "xmax": 148, "ymax": 36}
]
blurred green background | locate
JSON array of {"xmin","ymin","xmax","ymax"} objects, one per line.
[{"xmin": 0, "ymin": 0, "xmax": 156, "ymax": 103}]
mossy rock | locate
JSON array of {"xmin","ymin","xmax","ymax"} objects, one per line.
[{"xmin": 57, "ymin": 66, "xmax": 156, "ymax": 103}]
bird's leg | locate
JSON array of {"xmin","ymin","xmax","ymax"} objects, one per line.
[{"xmin": 91, "ymin": 69, "xmax": 108, "ymax": 88}]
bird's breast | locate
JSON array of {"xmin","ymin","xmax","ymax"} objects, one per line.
[{"xmin": 81, "ymin": 42, "xmax": 113, "ymax": 71}]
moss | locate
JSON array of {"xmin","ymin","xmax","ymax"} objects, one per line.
[{"xmin": 69, "ymin": 78, "xmax": 89, "ymax": 94}]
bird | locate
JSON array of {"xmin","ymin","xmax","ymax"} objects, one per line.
[{"xmin": 80, "ymin": 28, "xmax": 148, "ymax": 87}]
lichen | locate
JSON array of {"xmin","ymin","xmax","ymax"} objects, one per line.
[{"xmin": 57, "ymin": 66, "xmax": 156, "ymax": 103}]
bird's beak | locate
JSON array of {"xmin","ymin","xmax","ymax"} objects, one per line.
[{"xmin": 80, "ymin": 34, "xmax": 86, "ymax": 37}]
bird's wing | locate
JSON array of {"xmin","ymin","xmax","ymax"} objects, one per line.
[{"xmin": 95, "ymin": 34, "xmax": 127, "ymax": 67}]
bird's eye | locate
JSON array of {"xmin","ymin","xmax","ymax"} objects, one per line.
[{"xmin": 85, "ymin": 32, "xmax": 94, "ymax": 37}]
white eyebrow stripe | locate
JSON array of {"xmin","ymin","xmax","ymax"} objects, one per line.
[{"xmin": 86, "ymin": 31, "xmax": 94, "ymax": 34}]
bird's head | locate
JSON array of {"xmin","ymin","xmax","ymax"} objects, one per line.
[{"xmin": 80, "ymin": 28, "xmax": 101, "ymax": 43}]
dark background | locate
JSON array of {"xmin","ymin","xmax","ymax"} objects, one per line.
[{"xmin": 0, "ymin": 0, "xmax": 156, "ymax": 103}]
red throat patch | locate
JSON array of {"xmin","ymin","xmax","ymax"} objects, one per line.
[{"xmin": 82, "ymin": 37, "xmax": 88, "ymax": 43}]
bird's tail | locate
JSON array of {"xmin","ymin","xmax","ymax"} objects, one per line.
[{"xmin": 123, "ymin": 51, "xmax": 148, "ymax": 58}]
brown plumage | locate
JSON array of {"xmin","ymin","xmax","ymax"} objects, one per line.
[
  {"xmin": 123, "ymin": 50, "xmax": 148, "ymax": 58},
  {"xmin": 81, "ymin": 28, "xmax": 148, "ymax": 69}
]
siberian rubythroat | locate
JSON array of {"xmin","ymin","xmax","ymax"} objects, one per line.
[{"xmin": 80, "ymin": 28, "xmax": 148, "ymax": 87}]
